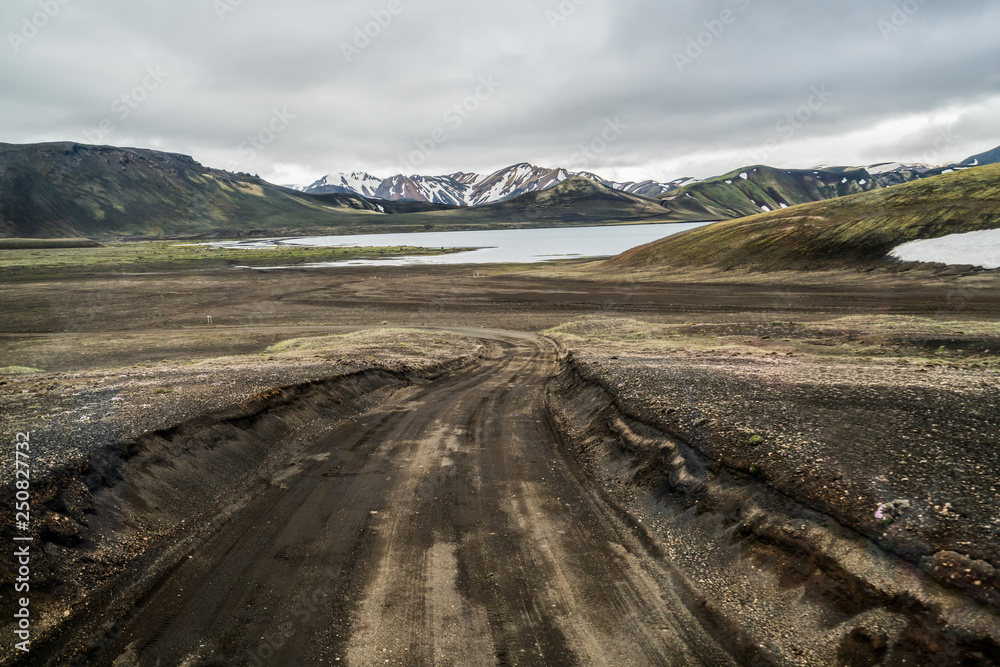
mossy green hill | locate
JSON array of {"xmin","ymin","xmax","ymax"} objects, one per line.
[
  {"xmin": 652, "ymin": 163, "xmax": 955, "ymax": 223},
  {"xmin": 438, "ymin": 177, "xmax": 668, "ymax": 224},
  {"xmin": 609, "ymin": 163, "xmax": 1000, "ymax": 271},
  {"xmin": 0, "ymin": 144, "xmax": 672, "ymax": 239},
  {"xmin": 0, "ymin": 142, "xmax": 387, "ymax": 239}
]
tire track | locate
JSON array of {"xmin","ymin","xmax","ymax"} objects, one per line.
[{"xmin": 92, "ymin": 330, "xmax": 736, "ymax": 666}]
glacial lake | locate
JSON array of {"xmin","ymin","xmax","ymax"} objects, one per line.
[{"xmin": 217, "ymin": 221, "xmax": 714, "ymax": 268}]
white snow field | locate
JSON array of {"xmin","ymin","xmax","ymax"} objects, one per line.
[{"xmin": 890, "ymin": 228, "xmax": 1000, "ymax": 269}]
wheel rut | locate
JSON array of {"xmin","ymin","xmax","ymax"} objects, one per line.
[{"xmin": 92, "ymin": 330, "xmax": 735, "ymax": 666}]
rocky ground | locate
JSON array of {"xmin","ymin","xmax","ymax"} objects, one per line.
[
  {"xmin": 0, "ymin": 329, "xmax": 486, "ymax": 481},
  {"xmin": 1, "ymin": 261, "xmax": 999, "ymax": 664},
  {"xmin": 546, "ymin": 316, "xmax": 1000, "ymax": 612}
]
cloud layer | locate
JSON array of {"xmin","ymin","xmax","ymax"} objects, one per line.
[{"xmin": 2, "ymin": 0, "xmax": 998, "ymax": 185}]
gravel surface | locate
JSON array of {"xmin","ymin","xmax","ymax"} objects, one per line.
[
  {"xmin": 0, "ymin": 329, "xmax": 486, "ymax": 483},
  {"xmin": 548, "ymin": 316, "xmax": 1000, "ymax": 604}
]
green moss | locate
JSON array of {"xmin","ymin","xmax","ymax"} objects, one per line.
[
  {"xmin": 612, "ymin": 163, "xmax": 1000, "ymax": 271},
  {"xmin": 0, "ymin": 242, "xmax": 471, "ymax": 277}
]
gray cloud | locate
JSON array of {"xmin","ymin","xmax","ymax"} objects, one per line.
[{"xmin": 1, "ymin": 0, "xmax": 997, "ymax": 184}]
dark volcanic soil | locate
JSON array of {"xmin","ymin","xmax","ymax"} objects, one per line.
[{"xmin": 1, "ymin": 262, "xmax": 999, "ymax": 665}]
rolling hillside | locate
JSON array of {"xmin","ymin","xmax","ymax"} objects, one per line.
[
  {"xmin": 0, "ymin": 142, "xmax": 386, "ymax": 239},
  {"xmin": 6, "ymin": 140, "xmax": 998, "ymax": 241},
  {"xmin": 451, "ymin": 177, "xmax": 667, "ymax": 223},
  {"xmin": 651, "ymin": 163, "xmax": 960, "ymax": 223},
  {"xmin": 609, "ymin": 162, "xmax": 1000, "ymax": 271},
  {"xmin": 964, "ymin": 145, "xmax": 1000, "ymax": 167},
  {"xmin": 0, "ymin": 143, "xmax": 676, "ymax": 239}
]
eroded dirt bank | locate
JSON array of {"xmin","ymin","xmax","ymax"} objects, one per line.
[
  {"xmin": 6, "ymin": 327, "xmax": 997, "ymax": 665},
  {"xmin": 547, "ymin": 353, "xmax": 1000, "ymax": 665},
  {"xmin": 3, "ymin": 332, "xmax": 750, "ymax": 666},
  {"xmin": 75, "ymin": 332, "xmax": 742, "ymax": 666},
  {"xmin": 0, "ymin": 331, "xmax": 487, "ymax": 665},
  {"xmin": 2, "ymin": 264, "xmax": 999, "ymax": 665}
]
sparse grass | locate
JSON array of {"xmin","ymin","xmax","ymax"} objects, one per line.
[
  {"xmin": 259, "ymin": 329, "xmax": 479, "ymax": 363},
  {"xmin": 610, "ymin": 163, "xmax": 1000, "ymax": 271},
  {"xmin": 0, "ymin": 241, "xmax": 470, "ymax": 277},
  {"xmin": 544, "ymin": 314, "xmax": 1000, "ymax": 366}
]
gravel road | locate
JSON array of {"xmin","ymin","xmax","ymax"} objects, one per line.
[{"xmin": 77, "ymin": 331, "xmax": 736, "ymax": 666}]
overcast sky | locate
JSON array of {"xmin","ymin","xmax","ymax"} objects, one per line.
[{"xmin": 3, "ymin": 0, "xmax": 999, "ymax": 185}]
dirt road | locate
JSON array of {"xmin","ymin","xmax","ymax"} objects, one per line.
[{"xmin": 91, "ymin": 331, "xmax": 734, "ymax": 666}]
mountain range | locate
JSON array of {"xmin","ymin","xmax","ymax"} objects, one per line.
[
  {"xmin": 299, "ymin": 149, "xmax": 999, "ymax": 210},
  {"xmin": 300, "ymin": 163, "xmax": 695, "ymax": 205},
  {"xmin": 1, "ymin": 140, "xmax": 998, "ymax": 240},
  {"xmin": 611, "ymin": 161, "xmax": 1000, "ymax": 271}
]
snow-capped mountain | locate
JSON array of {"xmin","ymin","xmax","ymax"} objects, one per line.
[
  {"xmin": 301, "ymin": 171, "xmax": 383, "ymax": 198},
  {"xmin": 300, "ymin": 163, "xmax": 694, "ymax": 206},
  {"xmin": 610, "ymin": 177, "xmax": 700, "ymax": 197},
  {"xmin": 962, "ymin": 145, "xmax": 1000, "ymax": 168},
  {"xmin": 298, "ymin": 143, "xmax": 1000, "ymax": 208}
]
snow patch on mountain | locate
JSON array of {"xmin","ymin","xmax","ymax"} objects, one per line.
[
  {"xmin": 299, "ymin": 163, "xmax": 690, "ymax": 206},
  {"xmin": 304, "ymin": 171, "xmax": 383, "ymax": 198},
  {"xmin": 891, "ymin": 228, "xmax": 1000, "ymax": 269}
]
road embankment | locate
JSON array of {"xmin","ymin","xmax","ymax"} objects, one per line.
[{"xmin": 546, "ymin": 347, "xmax": 1000, "ymax": 665}]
